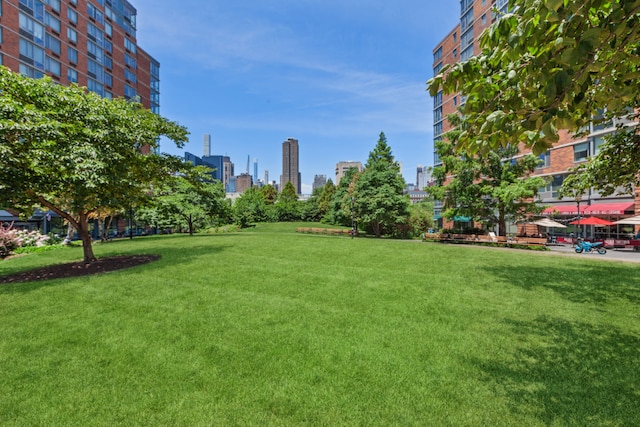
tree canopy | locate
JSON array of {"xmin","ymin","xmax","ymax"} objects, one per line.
[
  {"xmin": 354, "ymin": 132, "xmax": 409, "ymax": 237},
  {"xmin": 430, "ymin": 141, "xmax": 546, "ymax": 236},
  {"xmin": 0, "ymin": 67, "xmax": 188, "ymax": 262},
  {"xmin": 427, "ymin": 0, "xmax": 640, "ymax": 189}
]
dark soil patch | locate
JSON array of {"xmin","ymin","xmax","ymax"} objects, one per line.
[{"xmin": 0, "ymin": 255, "xmax": 160, "ymax": 284}]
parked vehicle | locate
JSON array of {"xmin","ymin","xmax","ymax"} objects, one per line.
[{"xmin": 575, "ymin": 239, "xmax": 607, "ymax": 254}]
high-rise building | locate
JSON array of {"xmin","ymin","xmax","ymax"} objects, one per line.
[
  {"xmin": 235, "ymin": 173, "xmax": 253, "ymax": 193},
  {"xmin": 312, "ymin": 175, "xmax": 326, "ymax": 192},
  {"xmin": 433, "ymin": 0, "xmax": 637, "ymax": 236},
  {"xmin": 0, "ymin": 0, "xmax": 160, "ymax": 130},
  {"xmin": 335, "ymin": 161, "xmax": 363, "ymax": 185},
  {"xmin": 253, "ymin": 158, "xmax": 258, "ymax": 183},
  {"xmin": 280, "ymin": 137, "xmax": 301, "ymax": 194},
  {"xmin": 203, "ymin": 134, "xmax": 211, "ymax": 157}
]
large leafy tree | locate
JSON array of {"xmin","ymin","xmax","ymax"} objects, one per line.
[
  {"xmin": 430, "ymin": 140, "xmax": 546, "ymax": 236},
  {"xmin": 275, "ymin": 181, "xmax": 301, "ymax": 222},
  {"xmin": 233, "ymin": 187, "xmax": 269, "ymax": 228},
  {"xmin": 138, "ymin": 165, "xmax": 227, "ymax": 235},
  {"xmin": 354, "ymin": 132, "xmax": 409, "ymax": 238},
  {"xmin": 0, "ymin": 67, "xmax": 188, "ymax": 262},
  {"xmin": 317, "ymin": 179, "xmax": 336, "ymax": 220},
  {"xmin": 325, "ymin": 167, "xmax": 359, "ymax": 227},
  {"xmin": 427, "ymin": 0, "xmax": 640, "ymax": 191}
]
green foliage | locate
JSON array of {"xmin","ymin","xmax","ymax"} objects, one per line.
[
  {"xmin": 431, "ymin": 143, "xmax": 546, "ymax": 236},
  {"xmin": 325, "ymin": 168, "xmax": 359, "ymax": 226},
  {"xmin": 137, "ymin": 164, "xmax": 227, "ymax": 235},
  {"xmin": 354, "ymin": 132, "xmax": 409, "ymax": 237},
  {"xmin": 427, "ymin": 0, "xmax": 640, "ymax": 191},
  {"xmin": 259, "ymin": 184, "xmax": 277, "ymax": 205},
  {"xmin": 407, "ymin": 200, "xmax": 436, "ymax": 238},
  {"xmin": 0, "ymin": 67, "xmax": 188, "ymax": 262},
  {"xmin": 233, "ymin": 187, "xmax": 271, "ymax": 228},
  {"xmin": 317, "ymin": 179, "xmax": 336, "ymax": 219}
]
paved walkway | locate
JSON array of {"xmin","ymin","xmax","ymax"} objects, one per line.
[{"xmin": 547, "ymin": 243, "xmax": 640, "ymax": 263}]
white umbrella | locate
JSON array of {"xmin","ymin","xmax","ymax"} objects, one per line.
[
  {"xmin": 614, "ymin": 215, "xmax": 640, "ymax": 225},
  {"xmin": 532, "ymin": 218, "xmax": 567, "ymax": 228}
]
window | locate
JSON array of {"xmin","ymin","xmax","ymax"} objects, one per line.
[
  {"xmin": 461, "ymin": 28, "xmax": 474, "ymax": 49},
  {"xmin": 461, "ymin": 45, "xmax": 474, "ymax": 61},
  {"xmin": 433, "ymin": 62, "xmax": 442, "ymax": 76},
  {"xmin": 44, "ymin": 0, "xmax": 60, "ymax": 12},
  {"xmin": 592, "ymin": 135, "xmax": 606, "ymax": 155},
  {"xmin": 103, "ymin": 39, "xmax": 112, "ymax": 53},
  {"xmin": 104, "ymin": 22, "xmax": 112, "ymax": 37},
  {"xmin": 453, "ymin": 48, "xmax": 457, "ymax": 58},
  {"xmin": 67, "ymin": 46, "xmax": 77, "ymax": 63},
  {"xmin": 87, "ymin": 2, "xmax": 104, "ymax": 25},
  {"xmin": 124, "ymin": 53, "xmax": 136, "ymax": 69},
  {"xmin": 433, "ymin": 46, "xmax": 442, "ymax": 62},
  {"xmin": 453, "ymin": 32, "xmax": 457, "ymax": 43},
  {"xmin": 453, "ymin": 96, "xmax": 458, "ymax": 107},
  {"xmin": 45, "ymin": 12, "xmax": 60, "ymax": 32},
  {"xmin": 574, "ymin": 142, "xmax": 589, "ymax": 162},
  {"xmin": 461, "ymin": 8, "xmax": 474, "ymax": 32},
  {"xmin": 67, "ymin": 27, "xmax": 77, "ymax": 43},
  {"xmin": 87, "ymin": 22, "xmax": 103, "ymax": 44},
  {"xmin": 0, "ymin": 28, "xmax": 2, "ymax": 45},
  {"xmin": 19, "ymin": 63, "xmax": 44, "ymax": 78},
  {"xmin": 19, "ymin": 38, "xmax": 45, "ymax": 68},
  {"xmin": 124, "ymin": 84, "xmax": 136, "ymax": 99},
  {"xmin": 20, "ymin": 0, "xmax": 45, "ymax": 21},
  {"xmin": 104, "ymin": 56, "xmax": 112, "ymax": 70},
  {"xmin": 67, "ymin": 67, "xmax": 78, "ymax": 83},
  {"xmin": 434, "ymin": 122, "xmax": 443, "ymax": 137},
  {"xmin": 434, "ymin": 106, "xmax": 443, "ymax": 123},
  {"xmin": 124, "ymin": 37, "xmax": 136, "ymax": 53},
  {"xmin": 19, "ymin": 12, "xmax": 45, "ymax": 45},
  {"xmin": 481, "ymin": 14, "xmax": 486, "ymax": 25},
  {"xmin": 87, "ymin": 78, "xmax": 104, "ymax": 96},
  {"xmin": 124, "ymin": 68, "xmax": 136, "ymax": 83},
  {"xmin": 537, "ymin": 150, "xmax": 551, "ymax": 168},
  {"xmin": 433, "ymin": 90, "xmax": 442, "ymax": 107},
  {"xmin": 67, "ymin": 7, "xmax": 77, "ymax": 25},
  {"xmin": 87, "ymin": 40, "xmax": 104, "ymax": 63},
  {"xmin": 70, "ymin": 0, "xmax": 77, "ymax": 5},
  {"xmin": 45, "ymin": 33, "xmax": 60, "ymax": 54},
  {"xmin": 104, "ymin": 72, "xmax": 112, "ymax": 87},
  {"xmin": 45, "ymin": 56, "xmax": 60, "ymax": 76}
]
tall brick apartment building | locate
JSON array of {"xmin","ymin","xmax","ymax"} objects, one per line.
[
  {"xmin": 0, "ymin": 0, "xmax": 159, "ymax": 118},
  {"xmin": 432, "ymin": 0, "xmax": 637, "ymax": 239}
]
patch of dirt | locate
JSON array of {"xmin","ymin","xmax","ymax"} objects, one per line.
[{"xmin": 0, "ymin": 255, "xmax": 160, "ymax": 284}]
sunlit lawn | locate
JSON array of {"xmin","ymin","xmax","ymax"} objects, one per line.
[{"xmin": 1, "ymin": 223, "xmax": 639, "ymax": 425}]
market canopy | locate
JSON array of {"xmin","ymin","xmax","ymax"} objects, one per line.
[
  {"xmin": 614, "ymin": 215, "xmax": 640, "ymax": 225},
  {"xmin": 531, "ymin": 218, "xmax": 567, "ymax": 228},
  {"xmin": 569, "ymin": 217, "xmax": 616, "ymax": 226}
]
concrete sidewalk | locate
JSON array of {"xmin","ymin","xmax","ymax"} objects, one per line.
[{"xmin": 547, "ymin": 243, "xmax": 640, "ymax": 263}]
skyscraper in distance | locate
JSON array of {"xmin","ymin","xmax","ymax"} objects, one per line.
[
  {"xmin": 280, "ymin": 137, "xmax": 301, "ymax": 195},
  {"xmin": 203, "ymin": 134, "xmax": 211, "ymax": 157}
]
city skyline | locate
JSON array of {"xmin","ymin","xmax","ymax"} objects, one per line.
[{"xmin": 131, "ymin": 0, "xmax": 460, "ymax": 192}]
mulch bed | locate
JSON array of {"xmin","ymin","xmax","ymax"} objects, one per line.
[{"xmin": 0, "ymin": 255, "xmax": 160, "ymax": 284}]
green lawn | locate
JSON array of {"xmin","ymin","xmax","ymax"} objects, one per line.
[{"xmin": 1, "ymin": 223, "xmax": 639, "ymax": 425}]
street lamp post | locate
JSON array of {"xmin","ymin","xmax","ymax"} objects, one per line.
[{"xmin": 576, "ymin": 194, "xmax": 582, "ymax": 243}]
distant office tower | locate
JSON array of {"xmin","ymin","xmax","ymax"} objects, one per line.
[
  {"xmin": 335, "ymin": 161, "xmax": 363, "ymax": 185},
  {"xmin": 280, "ymin": 138, "xmax": 301, "ymax": 194},
  {"xmin": 235, "ymin": 173, "xmax": 253, "ymax": 193},
  {"xmin": 264, "ymin": 170, "xmax": 269, "ymax": 185},
  {"xmin": 202, "ymin": 155, "xmax": 224, "ymax": 181},
  {"xmin": 416, "ymin": 165, "xmax": 432, "ymax": 190},
  {"xmin": 253, "ymin": 158, "xmax": 258, "ymax": 183},
  {"xmin": 223, "ymin": 157, "xmax": 234, "ymax": 188},
  {"xmin": 313, "ymin": 175, "xmax": 327, "ymax": 192},
  {"xmin": 203, "ymin": 134, "xmax": 211, "ymax": 157}
]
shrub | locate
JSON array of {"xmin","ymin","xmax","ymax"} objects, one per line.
[{"xmin": 0, "ymin": 223, "xmax": 19, "ymax": 259}]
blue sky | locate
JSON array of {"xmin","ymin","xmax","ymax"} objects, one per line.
[{"xmin": 132, "ymin": 0, "xmax": 459, "ymax": 192}]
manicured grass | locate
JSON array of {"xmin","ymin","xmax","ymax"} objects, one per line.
[{"xmin": 1, "ymin": 223, "xmax": 639, "ymax": 425}]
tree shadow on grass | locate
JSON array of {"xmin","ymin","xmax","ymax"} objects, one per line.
[
  {"xmin": 475, "ymin": 316, "xmax": 640, "ymax": 425},
  {"xmin": 483, "ymin": 263, "xmax": 640, "ymax": 305}
]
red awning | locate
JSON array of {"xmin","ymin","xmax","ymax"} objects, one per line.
[
  {"xmin": 543, "ymin": 205, "xmax": 579, "ymax": 215},
  {"xmin": 583, "ymin": 202, "xmax": 634, "ymax": 215}
]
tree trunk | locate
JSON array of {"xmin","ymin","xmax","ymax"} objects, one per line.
[
  {"xmin": 188, "ymin": 215, "xmax": 194, "ymax": 235},
  {"xmin": 498, "ymin": 209, "xmax": 507, "ymax": 237},
  {"xmin": 78, "ymin": 213, "xmax": 97, "ymax": 263}
]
